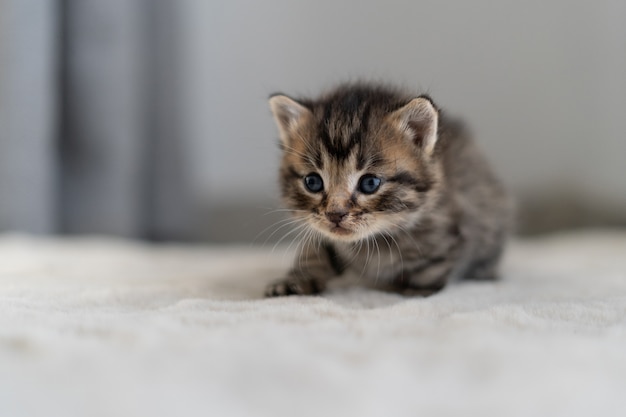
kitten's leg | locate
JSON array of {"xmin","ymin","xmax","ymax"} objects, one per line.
[
  {"xmin": 461, "ymin": 232, "xmax": 506, "ymax": 281},
  {"xmin": 464, "ymin": 255, "xmax": 500, "ymax": 281},
  {"xmin": 265, "ymin": 243, "xmax": 343, "ymax": 297},
  {"xmin": 390, "ymin": 256, "xmax": 456, "ymax": 297},
  {"xmin": 463, "ymin": 228, "xmax": 507, "ymax": 281}
]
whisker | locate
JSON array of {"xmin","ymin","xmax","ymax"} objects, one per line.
[
  {"xmin": 272, "ymin": 221, "xmax": 309, "ymax": 254},
  {"xmin": 282, "ymin": 223, "xmax": 311, "ymax": 263},
  {"xmin": 373, "ymin": 236, "xmax": 381, "ymax": 285},
  {"xmin": 262, "ymin": 208, "xmax": 308, "ymax": 216},
  {"xmin": 387, "ymin": 220, "xmax": 423, "ymax": 257},
  {"xmin": 261, "ymin": 217, "xmax": 307, "ymax": 246},
  {"xmin": 254, "ymin": 216, "xmax": 300, "ymax": 245},
  {"xmin": 359, "ymin": 237, "xmax": 371, "ymax": 281},
  {"xmin": 296, "ymin": 228, "xmax": 313, "ymax": 273},
  {"xmin": 380, "ymin": 233, "xmax": 394, "ymax": 267},
  {"xmin": 343, "ymin": 239, "xmax": 362, "ymax": 267},
  {"xmin": 386, "ymin": 232, "xmax": 405, "ymax": 280},
  {"xmin": 300, "ymin": 228, "xmax": 312, "ymax": 267}
]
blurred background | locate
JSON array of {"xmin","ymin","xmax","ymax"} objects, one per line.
[{"xmin": 1, "ymin": 0, "xmax": 625, "ymax": 242}]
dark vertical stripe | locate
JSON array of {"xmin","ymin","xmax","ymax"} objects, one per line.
[
  {"xmin": 324, "ymin": 243, "xmax": 346, "ymax": 275},
  {"xmin": 319, "ymin": 101, "xmax": 371, "ymax": 162}
]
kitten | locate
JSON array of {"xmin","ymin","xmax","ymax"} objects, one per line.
[{"xmin": 265, "ymin": 83, "xmax": 511, "ymax": 297}]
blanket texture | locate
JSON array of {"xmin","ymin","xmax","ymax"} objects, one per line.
[{"xmin": 1, "ymin": 231, "xmax": 625, "ymax": 417}]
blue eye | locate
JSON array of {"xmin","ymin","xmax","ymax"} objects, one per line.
[
  {"xmin": 359, "ymin": 175, "xmax": 382, "ymax": 194},
  {"xmin": 304, "ymin": 173, "xmax": 324, "ymax": 193}
]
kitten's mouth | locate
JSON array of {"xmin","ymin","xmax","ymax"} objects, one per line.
[{"xmin": 329, "ymin": 225, "xmax": 352, "ymax": 236}]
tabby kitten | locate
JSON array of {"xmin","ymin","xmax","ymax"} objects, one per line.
[{"xmin": 266, "ymin": 83, "xmax": 510, "ymax": 297}]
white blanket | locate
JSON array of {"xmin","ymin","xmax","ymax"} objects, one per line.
[{"xmin": 1, "ymin": 231, "xmax": 625, "ymax": 417}]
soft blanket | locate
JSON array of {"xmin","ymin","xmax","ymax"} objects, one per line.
[{"xmin": 1, "ymin": 231, "xmax": 625, "ymax": 417}]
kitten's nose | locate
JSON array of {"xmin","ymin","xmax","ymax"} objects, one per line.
[{"xmin": 326, "ymin": 211, "xmax": 347, "ymax": 225}]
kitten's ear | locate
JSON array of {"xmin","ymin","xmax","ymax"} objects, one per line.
[
  {"xmin": 268, "ymin": 94, "xmax": 311, "ymax": 146},
  {"xmin": 389, "ymin": 97, "xmax": 439, "ymax": 156}
]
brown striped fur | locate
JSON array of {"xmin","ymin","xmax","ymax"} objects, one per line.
[{"xmin": 266, "ymin": 83, "xmax": 511, "ymax": 297}]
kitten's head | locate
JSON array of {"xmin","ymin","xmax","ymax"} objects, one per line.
[{"xmin": 269, "ymin": 84, "xmax": 443, "ymax": 243}]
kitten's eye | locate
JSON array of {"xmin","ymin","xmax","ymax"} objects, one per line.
[
  {"xmin": 304, "ymin": 173, "xmax": 324, "ymax": 193},
  {"xmin": 358, "ymin": 175, "xmax": 382, "ymax": 194}
]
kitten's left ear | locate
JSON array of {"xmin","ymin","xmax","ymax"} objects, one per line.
[
  {"xmin": 268, "ymin": 94, "xmax": 312, "ymax": 146},
  {"xmin": 388, "ymin": 97, "xmax": 439, "ymax": 156}
]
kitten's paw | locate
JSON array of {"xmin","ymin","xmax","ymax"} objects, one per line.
[
  {"xmin": 264, "ymin": 277, "xmax": 324, "ymax": 297},
  {"xmin": 398, "ymin": 286, "xmax": 444, "ymax": 297},
  {"xmin": 388, "ymin": 276, "xmax": 446, "ymax": 297}
]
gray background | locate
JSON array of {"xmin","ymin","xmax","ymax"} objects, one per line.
[{"xmin": 1, "ymin": 0, "xmax": 625, "ymax": 241}]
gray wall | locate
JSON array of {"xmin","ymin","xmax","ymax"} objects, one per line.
[
  {"xmin": 1, "ymin": 1, "xmax": 625, "ymax": 240},
  {"xmin": 0, "ymin": 1, "xmax": 193, "ymax": 239},
  {"xmin": 59, "ymin": 0, "xmax": 191, "ymax": 240},
  {"xmin": 179, "ymin": 0, "xmax": 626, "ymax": 235},
  {"xmin": 0, "ymin": 0, "xmax": 58, "ymax": 233}
]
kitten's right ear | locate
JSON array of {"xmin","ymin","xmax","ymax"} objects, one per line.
[{"xmin": 268, "ymin": 94, "xmax": 311, "ymax": 146}]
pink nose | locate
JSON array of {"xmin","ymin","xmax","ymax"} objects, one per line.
[{"xmin": 326, "ymin": 211, "xmax": 347, "ymax": 225}]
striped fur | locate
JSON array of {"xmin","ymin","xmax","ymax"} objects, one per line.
[{"xmin": 266, "ymin": 83, "xmax": 511, "ymax": 297}]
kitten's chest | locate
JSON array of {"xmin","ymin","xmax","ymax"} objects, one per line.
[{"xmin": 335, "ymin": 237, "xmax": 420, "ymax": 281}]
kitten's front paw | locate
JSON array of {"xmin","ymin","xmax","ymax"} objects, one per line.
[{"xmin": 264, "ymin": 277, "xmax": 324, "ymax": 297}]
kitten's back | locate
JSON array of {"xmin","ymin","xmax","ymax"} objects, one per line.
[{"xmin": 438, "ymin": 115, "xmax": 512, "ymax": 280}]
